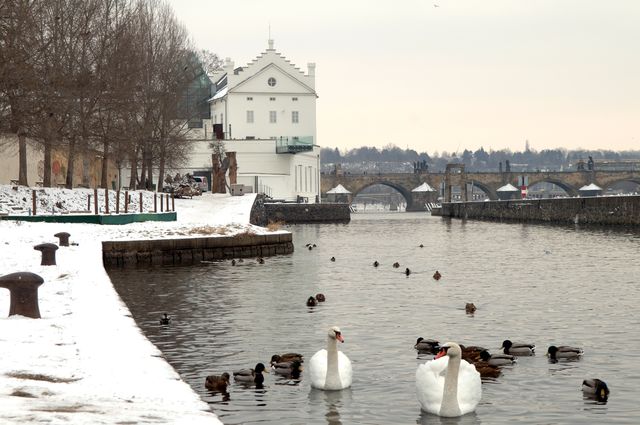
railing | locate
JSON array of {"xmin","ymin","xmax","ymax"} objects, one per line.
[{"xmin": 275, "ymin": 136, "xmax": 314, "ymax": 154}]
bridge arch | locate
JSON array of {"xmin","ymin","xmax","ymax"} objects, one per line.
[
  {"xmin": 469, "ymin": 181, "xmax": 497, "ymax": 201},
  {"xmin": 601, "ymin": 178, "xmax": 640, "ymax": 192},
  {"xmin": 528, "ymin": 178, "xmax": 579, "ymax": 197},
  {"xmin": 351, "ymin": 180, "xmax": 414, "ymax": 210}
]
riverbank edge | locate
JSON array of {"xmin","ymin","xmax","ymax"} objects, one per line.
[{"xmin": 433, "ymin": 195, "xmax": 640, "ymax": 226}]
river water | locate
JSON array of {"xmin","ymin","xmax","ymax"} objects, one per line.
[{"xmin": 109, "ymin": 213, "xmax": 640, "ymax": 424}]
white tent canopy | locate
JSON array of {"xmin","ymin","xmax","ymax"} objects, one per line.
[
  {"xmin": 497, "ymin": 183, "xmax": 519, "ymax": 192},
  {"xmin": 327, "ymin": 184, "xmax": 351, "ymax": 194},
  {"xmin": 579, "ymin": 183, "xmax": 602, "ymax": 191},
  {"xmin": 412, "ymin": 182, "xmax": 436, "ymax": 192}
]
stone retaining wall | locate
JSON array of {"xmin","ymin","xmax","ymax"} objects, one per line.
[
  {"xmin": 435, "ymin": 196, "xmax": 640, "ymax": 226},
  {"xmin": 102, "ymin": 233, "xmax": 293, "ymax": 267},
  {"xmin": 264, "ymin": 203, "xmax": 350, "ymax": 224}
]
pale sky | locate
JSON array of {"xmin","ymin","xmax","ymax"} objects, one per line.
[{"xmin": 167, "ymin": 0, "xmax": 640, "ymax": 154}]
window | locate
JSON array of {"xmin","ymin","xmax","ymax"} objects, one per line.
[
  {"xmin": 246, "ymin": 110, "xmax": 254, "ymax": 123},
  {"xmin": 292, "ymin": 111, "xmax": 299, "ymax": 124},
  {"xmin": 269, "ymin": 97, "xmax": 276, "ymax": 101},
  {"xmin": 292, "ymin": 97, "xmax": 298, "ymax": 101},
  {"xmin": 268, "ymin": 77, "xmax": 276, "ymax": 87},
  {"xmin": 246, "ymin": 97, "xmax": 253, "ymax": 101},
  {"xmin": 269, "ymin": 111, "xmax": 277, "ymax": 123}
]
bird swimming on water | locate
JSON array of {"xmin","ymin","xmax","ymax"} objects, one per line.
[
  {"xmin": 160, "ymin": 313, "xmax": 170, "ymax": 325},
  {"xmin": 205, "ymin": 372, "xmax": 230, "ymax": 392},
  {"xmin": 433, "ymin": 270, "xmax": 442, "ymax": 280},
  {"xmin": 307, "ymin": 296, "xmax": 318, "ymax": 307},
  {"xmin": 233, "ymin": 363, "xmax": 268, "ymax": 387},
  {"xmin": 315, "ymin": 293, "xmax": 326, "ymax": 302}
]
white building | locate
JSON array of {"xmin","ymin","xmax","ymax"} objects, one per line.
[{"xmin": 186, "ymin": 39, "xmax": 321, "ymax": 202}]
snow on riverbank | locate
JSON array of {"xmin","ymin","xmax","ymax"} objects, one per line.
[{"xmin": 0, "ymin": 186, "xmax": 276, "ymax": 424}]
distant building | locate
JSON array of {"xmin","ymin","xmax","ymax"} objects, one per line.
[{"xmin": 183, "ymin": 39, "xmax": 321, "ymax": 202}]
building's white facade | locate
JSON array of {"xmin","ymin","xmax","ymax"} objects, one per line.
[{"xmin": 186, "ymin": 39, "xmax": 321, "ymax": 202}]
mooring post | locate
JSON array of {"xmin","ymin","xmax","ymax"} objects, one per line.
[
  {"xmin": 171, "ymin": 193, "xmax": 175, "ymax": 211},
  {"xmin": 87, "ymin": 194, "xmax": 91, "ymax": 212},
  {"xmin": 165, "ymin": 193, "xmax": 169, "ymax": 211},
  {"xmin": 154, "ymin": 193, "xmax": 157, "ymax": 213},
  {"xmin": 124, "ymin": 190, "xmax": 129, "ymax": 213},
  {"xmin": 93, "ymin": 189, "xmax": 98, "ymax": 215},
  {"xmin": 54, "ymin": 232, "xmax": 70, "ymax": 247},
  {"xmin": 116, "ymin": 190, "xmax": 120, "ymax": 214},
  {"xmin": 104, "ymin": 188, "xmax": 109, "ymax": 214},
  {"xmin": 139, "ymin": 192, "xmax": 143, "ymax": 213},
  {"xmin": 0, "ymin": 272, "xmax": 45, "ymax": 318},
  {"xmin": 32, "ymin": 190, "xmax": 36, "ymax": 216},
  {"xmin": 160, "ymin": 194, "xmax": 163, "ymax": 212},
  {"xmin": 33, "ymin": 243, "xmax": 58, "ymax": 266}
]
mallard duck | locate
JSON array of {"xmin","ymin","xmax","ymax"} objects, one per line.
[
  {"xmin": 465, "ymin": 303, "xmax": 477, "ymax": 314},
  {"xmin": 393, "ymin": 262, "xmax": 400, "ymax": 268},
  {"xmin": 473, "ymin": 360, "xmax": 501, "ymax": 379},
  {"xmin": 501, "ymin": 340, "xmax": 535, "ymax": 356},
  {"xmin": 419, "ymin": 244, "xmax": 424, "ymax": 248},
  {"xmin": 373, "ymin": 261, "xmax": 379, "ymax": 267},
  {"xmin": 270, "ymin": 353, "xmax": 304, "ymax": 366},
  {"xmin": 415, "ymin": 337, "xmax": 440, "ymax": 353},
  {"xmin": 330, "ymin": 257, "xmax": 335, "ymax": 262},
  {"xmin": 315, "ymin": 293, "xmax": 326, "ymax": 302},
  {"xmin": 159, "ymin": 313, "xmax": 170, "ymax": 325},
  {"xmin": 231, "ymin": 259, "xmax": 236, "ymax": 266},
  {"xmin": 205, "ymin": 372, "xmax": 230, "ymax": 392},
  {"xmin": 233, "ymin": 363, "xmax": 268, "ymax": 386},
  {"xmin": 308, "ymin": 246, "xmax": 313, "ymax": 251},
  {"xmin": 307, "ymin": 296, "xmax": 318, "ymax": 307},
  {"xmin": 257, "ymin": 257, "xmax": 264, "ymax": 264},
  {"xmin": 547, "ymin": 345, "xmax": 583, "ymax": 361},
  {"xmin": 582, "ymin": 378, "xmax": 609, "ymax": 402},
  {"xmin": 459, "ymin": 345, "xmax": 487, "ymax": 363},
  {"xmin": 479, "ymin": 350, "xmax": 516, "ymax": 366},
  {"xmin": 405, "ymin": 268, "xmax": 411, "ymax": 276},
  {"xmin": 272, "ymin": 360, "xmax": 303, "ymax": 379},
  {"xmin": 433, "ymin": 270, "xmax": 442, "ymax": 280}
]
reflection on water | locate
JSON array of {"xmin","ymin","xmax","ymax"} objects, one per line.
[
  {"xmin": 109, "ymin": 213, "xmax": 640, "ymax": 424},
  {"xmin": 418, "ymin": 410, "xmax": 481, "ymax": 425}
]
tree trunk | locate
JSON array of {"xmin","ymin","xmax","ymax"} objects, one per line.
[
  {"xmin": 18, "ymin": 134, "xmax": 28, "ymax": 186},
  {"xmin": 101, "ymin": 139, "xmax": 109, "ymax": 189},
  {"xmin": 227, "ymin": 151, "xmax": 237, "ymax": 185},
  {"xmin": 128, "ymin": 150, "xmax": 138, "ymax": 190},
  {"xmin": 43, "ymin": 138, "xmax": 53, "ymax": 187},
  {"xmin": 158, "ymin": 147, "xmax": 166, "ymax": 193},
  {"xmin": 65, "ymin": 136, "xmax": 76, "ymax": 189}
]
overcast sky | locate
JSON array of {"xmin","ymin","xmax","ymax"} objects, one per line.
[{"xmin": 167, "ymin": 0, "xmax": 640, "ymax": 154}]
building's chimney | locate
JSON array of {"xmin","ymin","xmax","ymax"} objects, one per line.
[
  {"xmin": 224, "ymin": 57, "xmax": 234, "ymax": 74},
  {"xmin": 268, "ymin": 39, "xmax": 274, "ymax": 50},
  {"xmin": 307, "ymin": 62, "xmax": 316, "ymax": 77}
]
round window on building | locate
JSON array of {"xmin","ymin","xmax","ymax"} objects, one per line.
[{"xmin": 268, "ymin": 77, "xmax": 276, "ymax": 87}]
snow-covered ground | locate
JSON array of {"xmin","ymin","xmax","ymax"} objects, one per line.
[{"xmin": 0, "ymin": 186, "xmax": 279, "ymax": 424}]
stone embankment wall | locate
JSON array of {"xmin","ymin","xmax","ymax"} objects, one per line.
[
  {"xmin": 263, "ymin": 202, "xmax": 350, "ymax": 224},
  {"xmin": 434, "ymin": 196, "xmax": 640, "ymax": 225},
  {"xmin": 103, "ymin": 233, "xmax": 293, "ymax": 267}
]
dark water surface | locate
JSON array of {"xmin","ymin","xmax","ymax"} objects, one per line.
[{"xmin": 109, "ymin": 213, "xmax": 640, "ymax": 424}]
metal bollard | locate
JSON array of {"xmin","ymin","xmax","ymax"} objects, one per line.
[
  {"xmin": 33, "ymin": 243, "xmax": 59, "ymax": 266},
  {"xmin": 54, "ymin": 232, "xmax": 71, "ymax": 247},
  {"xmin": 0, "ymin": 272, "xmax": 45, "ymax": 318}
]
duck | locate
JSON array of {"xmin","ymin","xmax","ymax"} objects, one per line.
[
  {"xmin": 459, "ymin": 345, "xmax": 487, "ymax": 364},
  {"xmin": 270, "ymin": 353, "xmax": 304, "ymax": 366},
  {"xmin": 233, "ymin": 363, "xmax": 268, "ymax": 386},
  {"xmin": 416, "ymin": 342, "xmax": 482, "ymax": 417},
  {"xmin": 479, "ymin": 350, "xmax": 516, "ymax": 367},
  {"xmin": 405, "ymin": 268, "xmax": 411, "ymax": 276},
  {"xmin": 309, "ymin": 326, "xmax": 352, "ymax": 390},
  {"xmin": 272, "ymin": 360, "xmax": 303, "ymax": 379},
  {"xmin": 306, "ymin": 296, "xmax": 318, "ymax": 307},
  {"xmin": 501, "ymin": 340, "xmax": 535, "ymax": 356},
  {"xmin": 373, "ymin": 261, "xmax": 379, "ymax": 267},
  {"xmin": 465, "ymin": 303, "xmax": 476, "ymax": 314},
  {"xmin": 330, "ymin": 257, "xmax": 336, "ymax": 262},
  {"xmin": 204, "ymin": 372, "xmax": 230, "ymax": 392},
  {"xmin": 433, "ymin": 271, "xmax": 442, "ymax": 280},
  {"xmin": 159, "ymin": 313, "xmax": 170, "ymax": 325},
  {"xmin": 231, "ymin": 259, "xmax": 236, "ymax": 266},
  {"xmin": 419, "ymin": 244, "xmax": 424, "ymax": 248},
  {"xmin": 414, "ymin": 337, "xmax": 440, "ymax": 354},
  {"xmin": 393, "ymin": 262, "xmax": 400, "ymax": 268},
  {"xmin": 582, "ymin": 378, "xmax": 609, "ymax": 402},
  {"xmin": 547, "ymin": 345, "xmax": 583, "ymax": 361},
  {"xmin": 257, "ymin": 257, "xmax": 264, "ymax": 264},
  {"xmin": 473, "ymin": 360, "xmax": 501, "ymax": 379},
  {"xmin": 315, "ymin": 293, "xmax": 326, "ymax": 302},
  {"xmin": 308, "ymin": 246, "xmax": 313, "ymax": 251}
]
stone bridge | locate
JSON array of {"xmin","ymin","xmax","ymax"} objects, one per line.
[{"xmin": 321, "ymin": 168, "xmax": 640, "ymax": 211}]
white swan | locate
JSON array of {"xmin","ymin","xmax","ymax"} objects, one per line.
[
  {"xmin": 309, "ymin": 326, "xmax": 353, "ymax": 390},
  {"xmin": 416, "ymin": 342, "xmax": 482, "ymax": 417}
]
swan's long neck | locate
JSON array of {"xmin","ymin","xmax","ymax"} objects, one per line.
[
  {"xmin": 325, "ymin": 337, "xmax": 341, "ymax": 389},
  {"xmin": 440, "ymin": 356, "xmax": 462, "ymax": 417}
]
